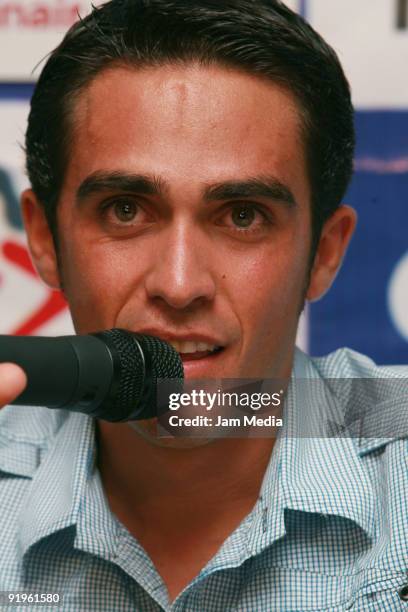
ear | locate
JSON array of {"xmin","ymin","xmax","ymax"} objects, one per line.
[
  {"xmin": 307, "ymin": 205, "xmax": 357, "ymax": 302},
  {"xmin": 20, "ymin": 189, "xmax": 61, "ymax": 290}
]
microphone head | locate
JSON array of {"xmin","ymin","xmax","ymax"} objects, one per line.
[{"xmin": 94, "ymin": 329, "xmax": 184, "ymax": 422}]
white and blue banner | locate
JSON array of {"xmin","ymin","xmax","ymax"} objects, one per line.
[
  {"xmin": 0, "ymin": 0, "xmax": 407, "ymax": 364},
  {"xmin": 302, "ymin": 0, "xmax": 408, "ymax": 364}
]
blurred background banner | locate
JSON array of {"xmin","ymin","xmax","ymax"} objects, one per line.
[
  {"xmin": 303, "ymin": 0, "xmax": 408, "ymax": 364},
  {"xmin": 0, "ymin": 0, "xmax": 88, "ymax": 80},
  {"xmin": 0, "ymin": 87, "xmax": 71, "ymax": 336},
  {"xmin": 0, "ymin": 0, "xmax": 407, "ymax": 364}
]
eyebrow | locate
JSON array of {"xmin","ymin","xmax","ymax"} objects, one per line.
[
  {"xmin": 76, "ymin": 172, "xmax": 166, "ymax": 203},
  {"xmin": 203, "ymin": 178, "xmax": 297, "ymax": 207},
  {"xmin": 76, "ymin": 171, "xmax": 297, "ymax": 208}
]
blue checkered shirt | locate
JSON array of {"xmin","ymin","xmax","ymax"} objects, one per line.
[{"xmin": 0, "ymin": 348, "xmax": 407, "ymax": 611}]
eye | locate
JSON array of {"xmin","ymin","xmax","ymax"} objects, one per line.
[
  {"xmin": 110, "ymin": 198, "xmax": 139, "ymax": 223},
  {"xmin": 217, "ymin": 203, "xmax": 272, "ymax": 234},
  {"xmin": 231, "ymin": 205, "xmax": 256, "ymax": 228},
  {"xmin": 99, "ymin": 196, "xmax": 151, "ymax": 229}
]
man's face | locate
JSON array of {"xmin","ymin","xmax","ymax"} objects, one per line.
[{"xmin": 34, "ymin": 64, "xmax": 314, "ymax": 381}]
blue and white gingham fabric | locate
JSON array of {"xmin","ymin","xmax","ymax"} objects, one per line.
[{"xmin": 0, "ymin": 347, "xmax": 407, "ymax": 611}]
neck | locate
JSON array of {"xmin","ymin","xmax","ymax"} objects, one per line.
[
  {"xmin": 97, "ymin": 422, "xmax": 275, "ymax": 511},
  {"xmin": 96, "ymin": 422, "xmax": 276, "ymax": 602}
]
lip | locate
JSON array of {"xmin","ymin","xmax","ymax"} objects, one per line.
[
  {"xmin": 132, "ymin": 327, "xmax": 227, "ymax": 378},
  {"xmin": 134, "ymin": 328, "xmax": 225, "ymax": 348},
  {"xmin": 180, "ymin": 347, "xmax": 226, "ymax": 378}
]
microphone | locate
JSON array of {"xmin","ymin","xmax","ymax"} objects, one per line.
[{"xmin": 0, "ymin": 329, "xmax": 184, "ymax": 422}]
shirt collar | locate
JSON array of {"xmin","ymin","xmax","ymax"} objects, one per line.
[
  {"xmin": 0, "ymin": 405, "xmax": 62, "ymax": 478},
  {"xmin": 205, "ymin": 348, "xmax": 378, "ymax": 569},
  {"xmin": 17, "ymin": 410, "xmax": 95, "ymax": 558},
  {"xmin": 249, "ymin": 348, "xmax": 377, "ymax": 555}
]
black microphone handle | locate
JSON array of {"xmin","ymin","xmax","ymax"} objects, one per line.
[{"xmin": 0, "ymin": 334, "xmax": 114, "ymax": 411}]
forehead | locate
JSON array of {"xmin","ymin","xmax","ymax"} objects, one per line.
[{"xmin": 66, "ymin": 63, "xmax": 310, "ymax": 204}]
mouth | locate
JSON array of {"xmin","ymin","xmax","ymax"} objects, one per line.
[
  {"xmin": 134, "ymin": 328, "xmax": 227, "ymax": 372},
  {"xmin": 167, "ymin": 340, "xmax": 224, "ymax": 362}
]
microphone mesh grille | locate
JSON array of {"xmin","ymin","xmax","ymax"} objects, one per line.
[
  {"xmin": 98, "ymin": 329, "xmax": 183, "ymax": 421},
  {"xmin": 100, "ymin": 329, "xmax": 145, "ymax": 419},
  {"xmin": 137, "ymin": 334, "xmax": 184, "ymax": 380}
]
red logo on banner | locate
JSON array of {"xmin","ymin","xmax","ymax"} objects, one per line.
[
  {"xmin": 0, "ymin": 1, "xmax": 85, "ymax": 28},
  {"xmin": 1, "ymin": 240, "xmax": 67, "ymax": 335}
]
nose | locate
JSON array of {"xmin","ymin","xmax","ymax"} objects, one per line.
[{"xmin": 144, "ymin": 222, "xmax": 216, "ymax": 310}]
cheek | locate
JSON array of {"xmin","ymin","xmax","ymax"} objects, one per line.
[
  {"xmin": 59, "ymin": 239, "xmax": 147, "ymax": 331},
  {"xmin": 248, "ymin": 272, "xmax": 304, "ymax": 324},
  {"xmin": 225, "ymin": 239, "xmax": 308, "ymax": 313},
  {"xmin": 230, "ymin": 241, "xmax": 309, "ymax": 349}
]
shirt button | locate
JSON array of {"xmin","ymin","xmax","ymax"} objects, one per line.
[{"xmin": 398, "ymin": 584, "xmax": 408, "ymax": 601}]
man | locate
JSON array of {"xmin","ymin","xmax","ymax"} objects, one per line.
[{"xmin": 0, "ymin": 0, "xmax": 407, "ymax": 610}]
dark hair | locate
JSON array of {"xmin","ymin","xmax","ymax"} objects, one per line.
[{"xmin": 25, "ymin": 0, "xmax": 354, "ymax": 255}]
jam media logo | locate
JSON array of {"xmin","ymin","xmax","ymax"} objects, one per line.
[{"xmin": 0, "ymin": 166, "xmax": 67, "ymax": 335}]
